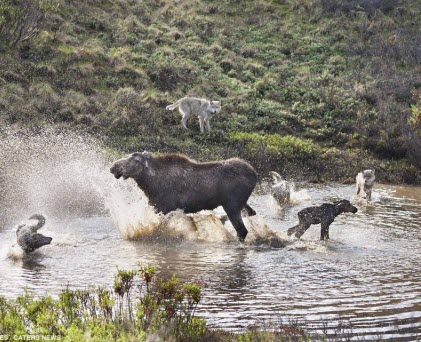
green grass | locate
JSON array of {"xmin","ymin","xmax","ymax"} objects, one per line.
[{"xmin": 1, "ymin": 0, "xmax": 420, "ymax": 183}]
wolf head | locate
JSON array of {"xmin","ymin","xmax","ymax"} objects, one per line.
[
  {"xmin": 362, "ymin": 169, "xmax": 375, "ymax": 186},
  {"xmin": 208, "ymin": 101, "xmax": 221, "ymax": 114}
]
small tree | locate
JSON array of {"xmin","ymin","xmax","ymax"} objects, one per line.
[{"xmin": 0, "ymin": 0, "xmax": 59, "ymax": 47}]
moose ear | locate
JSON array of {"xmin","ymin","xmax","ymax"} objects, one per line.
[
  {"xmin": 131, "ymin": 152, "xmax": 143, "ymax": 161},
  {"xmin": 142, "ymin": 151, "xmax": 152, "ymax": 159},
  {"xmin": 141, "ymin": 151, "xmax": 155, "ymax": 173}
]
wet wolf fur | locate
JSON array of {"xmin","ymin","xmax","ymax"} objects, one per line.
[
  {"xmin": 16, "ymin": 214, "xmax": 52, "ymax": 253},
  {"xmin": 110, "ymin": 152, "xmax": 257, "ymax": 241},
  {"xmin": 166, "ymin": 97, "xmax": 221, "ymax": 133},
  {"xmin": 287, "ymin": 200, "xmax": 358, "ymax": 240},
  {"xmin": 269, "ymin": 171, "xmax": 291, "ymax": 206},
  {"xmin": 356, "ymin": 169, "xmax": 375, "ymax": 201}
]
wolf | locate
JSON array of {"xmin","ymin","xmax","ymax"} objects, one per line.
[
  {"xmin": 16, "ymin": 214, "xmax": 52, "ymax": 254},
  {"xmin": 356, "ymin": 169, "xmax": 375, "ymax": 201},
  {"xmin": 165, "ymin": 97, "xmax": 221, "ymax": 133},
  {"xmin": 269, "ymin": 171, "xmax": 292, "ymax": 206},
  {"xmin": 287, "ymin": 200, "xmax": 358, "ymax": 240}
]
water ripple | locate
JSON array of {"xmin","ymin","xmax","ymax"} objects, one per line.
[{"xmin": 1, "ymin": 184, "xmax": 421, "ymax": 340}]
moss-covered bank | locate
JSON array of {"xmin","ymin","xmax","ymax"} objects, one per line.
[{"xmin": 1, "ymin": 0, "xmax": 420, "ymax": 184}]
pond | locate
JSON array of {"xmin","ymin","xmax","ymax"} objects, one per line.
[{"xmin": 1, "ymin": 182, "xmax": 420, "ymax": 341}]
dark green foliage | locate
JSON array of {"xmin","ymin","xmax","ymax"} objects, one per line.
[
  {"xmin": 0, "ymin": 0, "xmax": 59, "ymax": 46},
  {"xmin": 0, "ymin": 265, "xmax": 206, "ymax": 341}
]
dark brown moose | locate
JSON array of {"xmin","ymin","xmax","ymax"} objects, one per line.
[{"xmin": 110, "ymin": 152, "xmax": 257, "ymax": 242}]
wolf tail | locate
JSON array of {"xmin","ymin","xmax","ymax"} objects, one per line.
[
  {"xmin": 28, "ymin": 214, "xmax": 46, "ymax": 230},
  {"xmin": 166, "ymin": 99, "xmax": 182, "ymax": 111}
]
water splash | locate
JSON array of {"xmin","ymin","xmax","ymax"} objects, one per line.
[
  {"xmin": 6, "ymin": 244, "xmax": 25, "ymax": 261},
  {"xmin": 0, "ymin": 127, "xmax": 108, "ymax": 227},
  {"xmin": 97, "ymin": 178, "xmax": 160, "ymax": 240},
  {"xmin": 0, "ymin": 126, "xmax": 160, "ymax": 240},
  {"xmin": 224, "ymin": 215, "xmax": 288, "ymax": 247},
  {"xmin": 0, "ymin": 127, "xmax": 283, "ymax": 245},
  {"xmin": 286, "ymin": 240, "xmax": 329, "ymax": 253},
  {"xmin": 157, "ymin": 210, "xmax": 231, "ymax": 242},
  {"xmin": 289, "ymin": 184, "xmax": 311, "ymax": 205}
]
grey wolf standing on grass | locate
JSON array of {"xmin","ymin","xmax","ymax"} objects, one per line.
[
  {"xmin": 287, "ymin": 200, "xmax": 358, "ymax": 240},
  {"xmin": 16, "ymin": 214, "xmax": 52, "ymax": 254},
  {"xmin": 356, "ymin": 169, "xmax": 375, "ymax": 201},
  {"xmin": 166, "ymin": 97, "xmax": 221, "ymax": 133}
]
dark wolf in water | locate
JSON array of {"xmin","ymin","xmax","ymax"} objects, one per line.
[
  {"xmin": 287, "ymin": 200, "xmax": 358, "ymax": 240},
  {"xmin": 16, "ymin": 214, "xmax": 52, "ymax": 253}
]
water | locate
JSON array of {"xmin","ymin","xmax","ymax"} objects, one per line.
[{"xmin": 0, "ymin": 129, "xmax": 420, "ymax": 340}]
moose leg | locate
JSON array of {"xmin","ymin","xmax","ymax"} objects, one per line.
[
  {"xmin": 244, "ymin": 204, "xmax": 256, "ymax": 216},
  {"xmin": 288, "ymin": 220, "xmax": 311, "ymax": 238},
  {"xmin": 223, "ymin": 205, "xmax": 248, "ymax": 242}
]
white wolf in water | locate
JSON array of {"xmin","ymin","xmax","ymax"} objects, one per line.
[
  {"xmin": 269, "ymin": 171, "xmax": 292, "ymax": 206},
  {"xmin": 166, "ymin": 97, "xmax": 221, "ymax": 133},
  {"xmin": 356, "ymin": 169, "xmax": 375, "ymax": 201}
]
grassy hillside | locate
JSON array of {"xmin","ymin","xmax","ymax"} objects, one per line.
[{"xmin": 1, "ymin": 0, "xmax": 421, "ymax": 183}]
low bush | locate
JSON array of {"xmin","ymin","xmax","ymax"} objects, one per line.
[
  {"xmin": 0, "ymin": 264, "xmax": 205, "ymax": 341},
  {"xmin": 230, "ymin": 132, "xmax": 318, "ymax": 160},
  {"xmin": 0, "ymin": 0, "xmax": 59, "ymax": 46}
]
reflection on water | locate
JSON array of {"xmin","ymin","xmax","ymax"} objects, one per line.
[{"xmin": 1, "ymin": 184, "xmax": 421, "ymax": 340}]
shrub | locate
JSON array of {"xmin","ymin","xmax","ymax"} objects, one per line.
[
  {"xmin": 337, "ymin": 0, "xmax": 400, "ymax": 15},
  {"xmin": 147, "ymin": 56, "xmax": 198, "ymax": 92},
  {"xmin": 0, "ymin": 265, "xmax": 206, "ymax": 341},
  {"xmin": 0, "ymin": 0, "xmax": 59, "ymax": 46},
  {"xmin": 102, "ymin": 87, "xmax": 164, "ymax": 135},
  {"xmin": 230, "ymin": 132, "xmax": 319, "ymax": 160},
  {"xmin": 409, "ymin": 93, "xmax": 421, "ymax": 127}
]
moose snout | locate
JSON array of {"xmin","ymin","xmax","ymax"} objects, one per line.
[{"xmin": 110, "ymin": 163, "xmax": 122, "ymax": 179}]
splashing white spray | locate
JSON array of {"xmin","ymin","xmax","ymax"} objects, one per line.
[
  {"xmin": 0, "ymin": 127, "xmax": 287, "ymax": 246},
  {"xmin": 95, "ymin": 178, "xmax": 160, "ymax": 239},
  {"xmin": 6, "ymin": 244, "xmax": 25, "ymax": 261},
  {"xmin": 267, "ymin": 181, "xmax": 311, "ymax": 212},
  {"xmin": 0, "ymin": 127, "xmax": 160, "ymax": 239},
  {"xmin": 289, "ymin": 183, "xmax": 311, "ymax": 204}
]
